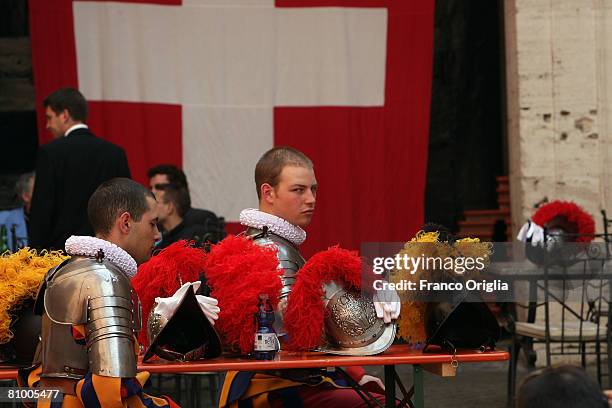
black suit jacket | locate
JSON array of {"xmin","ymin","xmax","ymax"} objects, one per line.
[
  {"xmin": 29, "ymin": 128, "xmax": 131, "ymax": 250},
  {"xmin": 156, "ymin": 208, "xmax": 226, "ymax": 250}
]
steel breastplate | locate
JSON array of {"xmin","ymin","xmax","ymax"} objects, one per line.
[
  {"xmin": 38, "ymin": 256, "xmax": 141, "ymax": 379},
  {"xmin": 245, "ymin": 227, "xmax": 305, "ymax": 296},
  {"xmin": 245, "ymin": 227, "xmax": 305, "ymax": 336}
]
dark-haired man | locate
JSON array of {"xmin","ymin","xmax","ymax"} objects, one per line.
[
  {"xmin": 29, "ymin": 88, "xmax": 131, "ymax": 250},
  {"xmin": 518, "ymin": 365, "xmax": 610, "ymax": 408},
  {"xmin": 148, "ymin": 164, "xmax": 188, "ymax": 193},
  {"xmin": 155, "ymin": 183, "xmax": 214, "ymax": 249},
  {"xmin": 148, "ymin": 164, "xmax": 225, "ymax": 245},
  {"xmin": 29, "ymin": 178, "xmax": 179, "ymax": 406}
]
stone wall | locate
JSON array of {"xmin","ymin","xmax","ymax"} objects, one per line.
[
  {"xmin": 505, "ymin": 1, "xmax": 612, "ymax": 366},
  {"xmin": 0, "ymin": 0, "xmax": 38, "ymax": 174},
  {"xmin": 506, "ymin": 0, "xmax": 612, "ymax": 232},
  {"xmin": 0, "ymin": 36, "xmax": 34, "ymax": 111}
]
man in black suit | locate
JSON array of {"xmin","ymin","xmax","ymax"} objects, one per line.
[
  {"xmin": 154, "ymin": 182, "xmax": 213, "ymax": 249},
  {"xmin": 29, "ymin": 88, "xmax": 131, "ymax": 250},
  {"xmin": 147, "ymin": 164, "xmax": 225, "ymax": 245}
]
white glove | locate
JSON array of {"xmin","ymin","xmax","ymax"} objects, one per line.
[
  {"xmin": 373, "ymin": 287, "xmax": 401, "ymax": 323},
  {"xmin": 358, "ymin": 374, "xmax": 385, "ymax": 392},
  {"xmin": 155, "ymin": 282, "xmax": 220, "ymax": 326},
  {"xmin": 516, "ymin": 221, "xmax": 529, "ymax": 242},
  {"xmin": 516, "ymin": 220, "xmax": 545, "ymax": 246},
  {"xmin": 190, "ymin": 281, "xmax": 220, "ymax": 326},
  {"xmin": 154, "ymin": 282, "xmax": 192, "ymax": 321}
]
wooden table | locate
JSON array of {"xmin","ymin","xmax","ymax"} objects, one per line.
[
  {"xmin": 144, "ymin": 345, "xmax": 508, "ymax": 408},
  {"xmin": 1, "ymin": 346, "xmax": 508, "ymax": 407}
]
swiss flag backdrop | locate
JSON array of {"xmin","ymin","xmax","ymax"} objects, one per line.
[{"xmin": 28, "ymin": 0, "xmax": 434, "ymax": 257}]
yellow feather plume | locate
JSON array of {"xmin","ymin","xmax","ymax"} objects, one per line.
[
  {"xmin": 392, "ymin": 231, "xmax": 492, "ymax": 345},
  {"xmin": 0, "ymin": 248, "xmax": 69, "ymax": 344}
]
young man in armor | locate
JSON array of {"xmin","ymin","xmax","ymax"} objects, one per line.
[
  {"xmin": 219, "ymin": 147, "xmax": 397, "ymax": 408},
  {"xmin": 28, "ymin": 178, "xmax": 186, "ymax": 407}
]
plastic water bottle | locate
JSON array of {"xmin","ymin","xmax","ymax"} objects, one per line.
[{"xmin": 254, "ymin": 294, "xmax": 278, "ymax": 360}]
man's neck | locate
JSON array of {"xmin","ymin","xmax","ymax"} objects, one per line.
[
  {"xmin": 257, "ymin": 206, "xmax": 293, "ymax": 227},
  {"xmin": 95, "ymin": 233, "xmax": 114, "ymax": 246},
  {"xmin": 64, "ymin": 122, "xmax": 88, "ymax": 137},
  {"xmin": 240, "ymin": 208, "xmax": 306, "ymax": 246},
  {"xmin": 69, "ymin": 235, "xmax": 138, "ymax": 277},
  {"xmin": 162, "ymin": 215, "xmax": 183, "ymax": 233}
]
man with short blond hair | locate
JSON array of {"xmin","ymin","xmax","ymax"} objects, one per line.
[
  {"xmin": 220, "ymin": 146, "xmax": 393, "ymax": 408},
  {"xmin": 254, "ymin": 146, "xmax": 314, "ymax": 200}
]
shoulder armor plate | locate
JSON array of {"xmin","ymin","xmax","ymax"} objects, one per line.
[
  {"xmin": 246, "ymin": 227, "xmax": 305, "ymax": 272},
  {"xmin": 44, "ymin": 257, "xmax": 133, "ymax": 325}
]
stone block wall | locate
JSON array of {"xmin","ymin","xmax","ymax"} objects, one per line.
[
  {"xmin": 505, "ymin": 0, "xmax": 612, "ymax": 231},
  {"xmin": 0, "ymin": 36, "xmax": 35, "ymax": 111}
]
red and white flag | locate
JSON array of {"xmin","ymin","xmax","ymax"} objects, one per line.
[{"xmin": 29, "ymin": 0, "xmax": 434, "ymax": 256}]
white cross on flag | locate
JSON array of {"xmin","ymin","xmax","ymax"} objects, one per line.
[{"xmin": 29, "ymin": 0, "xmax": 434, "ymax": 256}]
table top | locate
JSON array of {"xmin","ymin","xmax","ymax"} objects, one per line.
[
  {"xmin": 141, "ymin": 345, "xmax": 508, "ymax": 373},
  {"xmin": 0, "ymin": 367, "xmax": 17, "ymax": 380},
  {"xmin": 0, "ymin": 345, "xmax": 508, "ymax": 379}
]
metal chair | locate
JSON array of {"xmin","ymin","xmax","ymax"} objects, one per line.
[{"xmin": 507, "ymin": 257, "xmax": 611, "ymax": 405}]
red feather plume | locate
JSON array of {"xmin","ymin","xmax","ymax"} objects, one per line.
[
  {"xmin": 532, "ymin": 200, "xmax": 595, "ymax": 242},
  {"xmin": 284, "ymin": 246, "xmax": 362, "ymax": 351},
  {"xmin": 132, "ymin": 241, "xmax": 206, "ymax": 347},
  {"xmin": 203, "ymin": 235, "xmax": 282, "ymax": 354}
]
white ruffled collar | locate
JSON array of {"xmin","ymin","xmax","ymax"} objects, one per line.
[
  {"xmin": 239, "ymin": 208, "xmax": 306, "ymax": 246},
  {"xmin": 65, "ymin": 236, "xmax": 138, "ymax": 278}
]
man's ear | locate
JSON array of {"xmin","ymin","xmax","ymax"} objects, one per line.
[
  {"xmin": 117, "ymin": 212, "xmax": 132, "ymax": 234},
  {"xmin": 261, "ymin": 183, "xmax": 275, "ymax": 205},
  {"xmin": 60, "ymin": 109, "xmax": 71, "ymax": 123},
  {"xmin": 167, "ymin": 200, "xmax": 176, "ymax": 216}
]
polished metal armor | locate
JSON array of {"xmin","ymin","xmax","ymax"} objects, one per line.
[
  {"xmin": 37, "ymin": 256, "xmax": 141, "ymax": 379},
  {"xmin": 245, "ymin": 227, "xmax": 305, "ymax": 298},
  {"xmin": 244, "ymin": 226, "xmax": 395, "ymax": 355},
  {"xmin": 318, "ymin": 281, "xmax": 396, "ymax": 356},
  {"xmin": 245, "ymin": 227, "xmax": 305, "ymax": 335}
]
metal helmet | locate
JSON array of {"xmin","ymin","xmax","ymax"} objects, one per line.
[
  {"xmin": 317, "ymin": 282, "xmax": 396, "ymax": 356},
  {"xmin": 283, "ymin": 247, "xmax": 396, "ymax": 356},
  {"xmin": 524, "ymin": 201, "xmax": 595, "ymax": 267},
  {"xmin": 143, "ymin": 286, "xmax": 222, "ymax": 362},
  {"xmin": 525, "ymin": 216, "xmax": 583, "ymax": 267}
]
